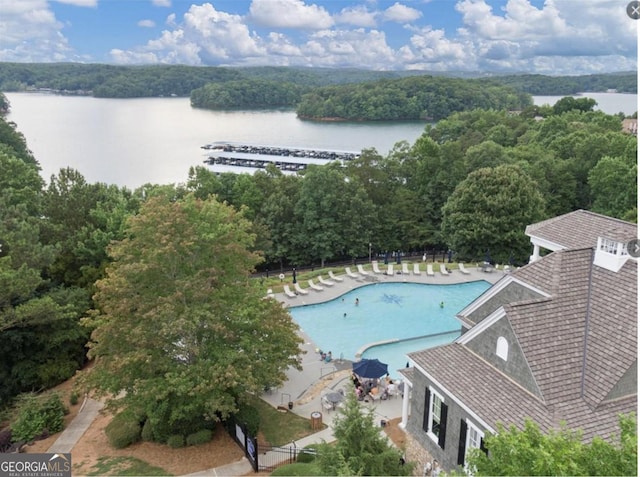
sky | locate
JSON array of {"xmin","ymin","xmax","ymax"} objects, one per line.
[{"xmin": 0, "ymin": 0, "xmax": 637, "ymax": 75}]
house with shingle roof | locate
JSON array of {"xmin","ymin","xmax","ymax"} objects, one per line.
[{"xmin": 398, "ymin": 210, "xmax": 637, "ymax": 473}]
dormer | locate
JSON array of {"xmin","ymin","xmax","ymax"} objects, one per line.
[{"xmin": 593, "ymin": 237, "xmax": 630, "ymax": 272}]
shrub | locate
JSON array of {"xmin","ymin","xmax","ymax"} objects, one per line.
[
  {"xmin": 234, "ymin": 404, "xmax": 260, "ymax": 436},
  {"xmin": 141, "ymin": 419, "xmax": 154, "ymax": 442},
  {"xmin": 105, "ymin": 409, "xmax": 143, "ymax": 449},
  {"xmin": 69, "ymin": 391, "xmax": 79, "ymax": 406},
  {"xmin": 186, "ymin": 429, "xmax": 212, "ymax": 446},
  {"xmin": 296, "ymin": 447, "xmax": 317, "ymax": 463},
  {"xmin": 0, "ymin": 429, "xmax": 12, "ymax": 452},
  {"xmin": 11, "ymin": 393, "xmax": 67, "ymax": 443},
  {"xmin": 167, "ymin": 435, "xmax": 185, "ymax": 448}
]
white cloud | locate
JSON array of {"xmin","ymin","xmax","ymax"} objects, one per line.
[
  {"xmin": 299, "ymin": 29, "xmax": 397, "ymax": 69},
  {"xmin": 383, "ymin": 2, "xmax": 422, "ymax": 23},
  {"xmin": 249, "ymin": 0, "xmax": 334, "ymax": 29},
  {"xmin": 112, "ymin": 3, "xmax": 266, "ymax": 65},
  {"xmin": 454, "ymin": 0, "xmax": 637, "ymax": 72},
  {"xmin": 0, "ymin": 0, "xmax": 76, "ymax": 62},
  {"xmin": 138, "ymin": 19, "xmax": 156, "ymax": 28},
  {"xmin": 151, "ymin": 0, "xmax": 171, "ymax": 6},
  {"xmin": 334, "ymin": 5, "xmax": 378, "ymax": 28},
  {"xmin": 51, "ymin": 0, "xmax": 97, "ymax": 6}
]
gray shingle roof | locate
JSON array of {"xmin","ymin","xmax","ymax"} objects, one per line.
[
  {"xmin": 409, "ymin": 344, "xmax": 554, "ymax": 433},
  {"xmin": 525, "ymin": 209, "xmax": 637, "ymax": 249},
  {"xmin": 410, "ymin": 246, "xmax": 637, "ymax": 441},
  {"xmin": 509, "ymin": 248, "xmax": 637, "ymax": 409}
]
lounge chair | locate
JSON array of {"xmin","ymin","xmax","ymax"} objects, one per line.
[
  {"xmin": 458, "ymin": 263, "xmax": 471, "ymax": 275},
  {"xmin": 345, "ymin": 267, "xmax": 360, "ymax": 279},
  {"xmin": 283, "ymin": 285, "xmax": 297, "ymax": 298},
  {"xmin": 294, "ymin": 282, "xmax": 309, "ymax": 295},
  {"xmin": 387, "ymin": 264, "xmax": 394, "ymax": 275},
  {"xmin": 357, "ymin": 264, "xmax": 370, "ymax": 276},
  {"xmin": 413, "ymin": 263, "xmax": 421, "ymax": 275},
  {"xmin": 372, "ymin": 261, "xmax": 383, "ymax": 274},
  {"xmin": 318, "ymin": 275, "xmax": 335, "ymax": 287},
  {"xmin": 439, "ymin": 264, "xmax": 449, "ymax": 276},
  {"xmin": 328, "ymin": 271, "xmax": 344, "ymax": 282},
  {"xmin": 266, "ymin": 288, "xmax": 275, "ymax": 298},
  {"xmin": 427, "ymin": 264, "xmax": 435, "ymax": 276},
  {"xmin": 402, "ymin": 262, "xmax": 410, "ymax": 274},
  {"xmin": 308, "ymin": 279, "xmax": 324, "ymax": 291}
]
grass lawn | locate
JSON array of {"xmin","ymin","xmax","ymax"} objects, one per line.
[
  {"xmin": 86, "ymin": 456, "xmax": 171, "ymax": 476},
  {"xmin": 251, "ymin": 397, "xmax": 325, "ymax": 447}
]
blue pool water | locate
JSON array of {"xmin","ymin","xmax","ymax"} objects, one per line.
[{"xmin": 289, "ymin": 281, "xmax": 490, "ymax": 377}]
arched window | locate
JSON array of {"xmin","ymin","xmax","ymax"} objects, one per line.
[{"xmin": 496, "ymin": 337, "xmax": 508, "ymax": 361}]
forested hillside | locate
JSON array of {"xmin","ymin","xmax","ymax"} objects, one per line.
[
  {"xmin": 0, "ymin": 92, "xmax": 635, "ymax": 408},
  {"xmin": 0, "ymin": 62, "xmax": 635, "ymax": 99},
  {"xmin": 295, "ymin": 75, "xmax": 532, "ymax": 121}
]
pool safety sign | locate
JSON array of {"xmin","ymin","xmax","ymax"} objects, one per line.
[{"xmin": 1, "ymin": 454, "xmax": 71, "ymax": 477}]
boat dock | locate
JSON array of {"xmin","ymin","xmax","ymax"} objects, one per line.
[{"xmin": 202, "ymin": 141, "xmax": 361, "ymax": 174}]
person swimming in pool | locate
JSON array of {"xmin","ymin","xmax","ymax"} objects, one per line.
[{"xmin": 355, "ymin": 298, "xmax": 359, "ymax": 306}]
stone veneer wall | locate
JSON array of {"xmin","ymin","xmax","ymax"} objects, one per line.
[{"xmin": 405, "ymin": 431, "xmax": 435, "ymax": 476}]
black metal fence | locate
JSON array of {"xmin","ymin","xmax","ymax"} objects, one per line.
[
  {"xmin": 225, "ymin": 417, "xmax": 319, "ymax": 472},
  {"xmin": 256, "ymin": 442, "xmax": 301, "ymax": 472},
  {"xmin": 224, "ymin": 418, "xmax": 258, "ymax": 472}
]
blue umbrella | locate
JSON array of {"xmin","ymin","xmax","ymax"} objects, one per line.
[
  {"xmin": 384, "ymin": 252, "xmax": 389, "ymax": 265},
  {"xmin": 352, "ymin": 358, "xmax": 388, "ymax": 379},
  {"xmin": 292, "ymin": 268, "xmax": 297, "ymax": 284},
  {"xmin": 396, "ymin": 251, "xmax": 401, "ymax": 265}
]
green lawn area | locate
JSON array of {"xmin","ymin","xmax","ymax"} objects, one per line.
[
  {"xmin": 85, "ymin": 456, "xmax": 171, "ymax": 476},
  {"xmin": 251, "ymin": 396, "xmax": 325, "ymax": 447}
]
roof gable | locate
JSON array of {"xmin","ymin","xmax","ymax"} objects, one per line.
[{"xmin": 525, "ymin": 210, "xmax": 636, "ymax": 250}]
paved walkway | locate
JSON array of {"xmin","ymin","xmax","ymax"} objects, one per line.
[
  {"xmin": 47, "ymin": 396, "xmax": 103, "ymax": 454},
  {"xmin": 49, "ymin": 262, "xmax": 505, "ymax": 476}
]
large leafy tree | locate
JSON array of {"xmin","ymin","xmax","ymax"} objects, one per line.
[
  {"xmin": 467, "ymin": 415, "xmax": 637, "ymax": 476},
  {"xmin": 588, "ymin": 155, "xmax": 637, "ymax": 221},
  {"xmin": 0, "ymin": 150, "xmax": 89, "ymax": 404},
  {"xmin": 441, "ymin": 164, "xmax": 546, "ymax": 264},
  {"xmin": 83, "ymin": 192, "xmax": 302, "ymax": 429}
]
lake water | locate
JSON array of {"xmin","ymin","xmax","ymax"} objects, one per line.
[
  {"xmin": 533, "ymin": 92, "xmax": 638, "ymax": 115},
  {"xmin": 5, "ymin": 91, "xmax": 637, "ymax": 189},
  {"xmin": 4, "ymin": 93, "xmax": 428, "ymax": 189}
]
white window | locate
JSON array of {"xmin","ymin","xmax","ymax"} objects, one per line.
[
  {"xmin": 496, "ymin": 336, "xmax": 508, "ymax": 361},
  {"xmin": 599, "ymin": 238, "xmax": 627, "ymax": 256},
  {"xmin": 464, "ymin": 420, "xmax": 485, "ymax": 471},
  {"xmin": 430, "ymin": 392, "xmax": 443, "ymax": 438},
  {"xmin": 466, "ymin": 421, "xmax": 483, "ymax": 451}
]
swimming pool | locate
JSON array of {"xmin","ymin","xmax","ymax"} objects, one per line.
[{"xmin": 289, "ymin": 281, "xmax": 490, "ymax": 377}]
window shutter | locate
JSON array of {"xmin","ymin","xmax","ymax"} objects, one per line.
[
  {"xmin": 457, "ymin": 419, "xmax": 467, "ymax": 466},
  {"xmin": 438, "ymin": 402, "xmax": 448, "ymax": 449},
  {"xmin": 422, "ymin": 388, "xmax": 431, "ymax": 432},
  {"xmin": 480, "ymin": 436, "xmax": 488, "ymax": 455}
]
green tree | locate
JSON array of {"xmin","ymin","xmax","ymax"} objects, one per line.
[
  {"xmin": 552, "ymin": 96, "xmax": 597, "ymax": 115},
  {"xmin": 467, "ymin": 415, "xmax": 637, "ymax": 476},
  {"xmin": 83, "ymin": 192, "xmax": 302, "ymax": 433},
  {"xmin": 316, "ymin": 390, "xmax": 413, "ymax": 476},
  {"xmin": 589, "ymin": 155, "xmax": 637, "ymax": 220},
  {"xmin": 441, "ymin": 164, "xmax": 546, "ymax": 264}
]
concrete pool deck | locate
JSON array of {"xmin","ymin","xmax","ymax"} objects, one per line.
[{"xmin": 259, "ymin": 263, "xmax": 505, "ymax": 453}]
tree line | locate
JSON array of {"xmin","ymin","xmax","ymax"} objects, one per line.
[
  {"xmin": 0, "ymin": 93, "xmax": 635, "ymax": 415},
  {"xmin": 0, "ymin": 62, "xmax": 635, "ymax": 99}
]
